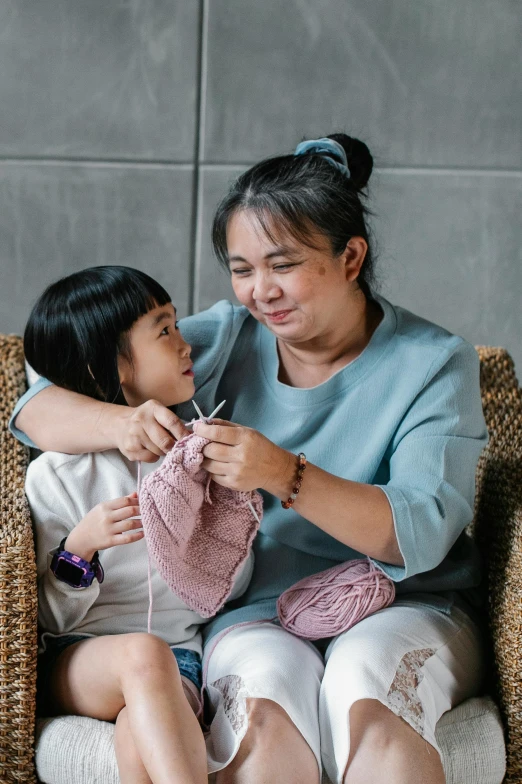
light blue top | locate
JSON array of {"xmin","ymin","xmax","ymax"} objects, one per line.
[{"xmin": 10, "ymin": 294, "xmax": 488, "ymax": 640}]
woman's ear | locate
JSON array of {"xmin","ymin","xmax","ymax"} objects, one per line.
[{"xmin": 340, "ymin": 237, "xmax": 368, "ymax": 282}]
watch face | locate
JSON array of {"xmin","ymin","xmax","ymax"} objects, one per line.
[{"xmin": 54, "ymin": 557, "xmax": 86, "ymax": 586}]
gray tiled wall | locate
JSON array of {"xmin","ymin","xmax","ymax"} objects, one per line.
[
  {"xmin": 1, "ymin": 0, "xmax": 520, "ymax": 376},
  {"xmin": 0, "ymin": 163, "xmax": 195, "ymax": 323}
]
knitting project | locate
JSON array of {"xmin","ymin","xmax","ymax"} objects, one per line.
[{"xmin": 139, "ymin": 433, "xmax": 263, "ymax": 618}]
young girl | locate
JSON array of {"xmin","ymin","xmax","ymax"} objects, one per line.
[{"xmin": 24, "ymin": 266, "xmax": 252, "ymax": 784}]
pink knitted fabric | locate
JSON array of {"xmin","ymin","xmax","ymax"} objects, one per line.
[
  {"xmin": 277, "ymin": 558, "xmax": 395, "ymax": 640},
  {"xmin": 139, "ymin": 433, "xmax": 263, "ymax": 618}
]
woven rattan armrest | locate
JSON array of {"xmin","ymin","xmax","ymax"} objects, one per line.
[
  {"xmin": 473, "ymin": 347, "xmax": 522, "ymax": 783},
  {"xmin": 0, "ymin": 335, "xmax": 37, "ymax": 783}
]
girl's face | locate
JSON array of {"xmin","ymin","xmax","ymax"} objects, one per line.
[
  {"xmin": 227, "ymin": 210, "xmax": 367, "ymax": 345},
  {"xmin": 118, "ymin": 302, "xmax": 195, "ymax": 408}
]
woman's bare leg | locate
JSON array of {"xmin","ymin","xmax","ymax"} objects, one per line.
[
  {"xmin": 344, "ymin": 699, "xmax": 445, "ymax": 784},
  {"xmin": 215, "ymin": 698, "xmax": 320, "ymax": 784},
  {"xmin": 51, "ymin": 633, "xmax": 206, "ymax": 784}
]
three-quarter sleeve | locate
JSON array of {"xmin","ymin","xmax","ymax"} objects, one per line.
[
  {"xmin": 9, "ymin": 375, "xmax": 52, "ymax": 447},
  {"xmin": 373, "ymin": 340, "xmax": 488, "ymax": 582},
  {"xmin": 25, "ymin": 458, "xmax": 100, "ymax": 635}
]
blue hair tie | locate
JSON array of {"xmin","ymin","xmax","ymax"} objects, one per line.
[{"xmin": 294, "ymin": 137, "xmax": 351, "ymax": 178}]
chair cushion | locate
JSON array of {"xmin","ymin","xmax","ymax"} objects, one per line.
[
  {"xmin": 436, "ymin": 697, "xmax": 506, "ymax": 784},
  {"xmin": 36, "ymin": 696, "xmax": 505, "ymax": 784}
]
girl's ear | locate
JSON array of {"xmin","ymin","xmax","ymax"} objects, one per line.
[
  {"xmin": 117, "ymin": 353, "xmax": 132, "ymax": 386},
  {"xmin": 117, "ymin": 354, "xmax": 135, "ymax": 407},
  {"xmin": 340, "ymin": 236, "xmax": 368, "ymax": 282}
]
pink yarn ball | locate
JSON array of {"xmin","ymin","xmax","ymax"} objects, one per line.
[{"xmin": 277, "ymin": 558, "xmax": 395, "ymax": 641}]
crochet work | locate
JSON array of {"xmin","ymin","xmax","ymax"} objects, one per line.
[{"xmin": 139, "ymin": 434, "xmax": 263, "ymax": 618}]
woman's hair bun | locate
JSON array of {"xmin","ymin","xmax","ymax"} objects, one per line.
[{"xmin": 327, "ymin": 133, "xmax": 373, "ymax": 190}]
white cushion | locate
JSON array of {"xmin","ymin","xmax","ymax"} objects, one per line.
[
  {"xmin": 36, "ymin": 696, "xmax": 505, "ymax": 784},
  {"xmin": 436, "ymin": 697, "xmax": 506, "ymax": 784},
  {"xmin": 36, "ymin": 715, "xmax": 118, "ymax": 784}
]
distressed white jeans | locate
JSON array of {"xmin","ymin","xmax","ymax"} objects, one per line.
[{"xmin": 203, "ymin": 602, "xmax": 484, "ymax": 783}]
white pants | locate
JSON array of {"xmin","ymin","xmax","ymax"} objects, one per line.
[{"xmin": 203, "ymin": 602, "xmax": 484, "ymax": 783}]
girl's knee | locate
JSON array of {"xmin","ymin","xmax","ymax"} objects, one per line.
[
  {"xmin": 123, "ymin": 632, "xmax": 173, "ymax": 657},
  {"xmin": 120, "ymin": 633, "xmax": 178, "ymax": 682}
]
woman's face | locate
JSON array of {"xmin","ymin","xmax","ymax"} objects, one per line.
[
  {"xmin": 117, "ymin": 302, "xmax": 195, "ymax": 408},
  {"xmin": 227, "ymin": 210, "xmax": 367, "ymax": 344}
]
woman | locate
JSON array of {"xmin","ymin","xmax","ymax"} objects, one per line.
[{"xmin": 12, "ymin": 134, "xmax": 487, "ymax": 784}]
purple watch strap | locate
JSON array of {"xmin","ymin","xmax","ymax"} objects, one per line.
[{"xmin": 51, "ymin": 540, "xmax": 104, "ymax": 588}]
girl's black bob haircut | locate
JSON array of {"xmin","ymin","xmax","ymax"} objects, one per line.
[
  {"xmin": 212, "ymin": 133, "xmax": 377, "ymax": 297},
  {"xmin": 24, "ymin": 265, "xmax": 171, "ymax": 405}
]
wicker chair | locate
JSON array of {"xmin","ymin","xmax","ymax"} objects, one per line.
[{"xmin": 0, "ymin": 334, "xmax": 520, "ymax": 783}]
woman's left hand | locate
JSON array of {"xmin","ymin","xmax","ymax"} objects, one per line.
[{"xmin": 192, "ymin": 419, "xmax": 293, "ymax": 493}]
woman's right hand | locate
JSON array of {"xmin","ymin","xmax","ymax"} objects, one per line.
[
  {"xmin": 64, "ymin": 493, "xmax": 143, "ymax": 562},
  {"xmin": 115, "ymin": 399, "xmax": 190, "ymax": 462}
]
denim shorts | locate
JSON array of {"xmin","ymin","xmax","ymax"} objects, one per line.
[{"xmin": 37, "ymin": 634, "xmax": 202, "ymax": 715}]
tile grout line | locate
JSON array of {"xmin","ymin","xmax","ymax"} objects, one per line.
[
  {"xmin": 0, "ymin": 158, "xmax": 195, "ymax": 169},
  {"xmin": 197, "ymin": 0, "xmax": 209, "ymax": 169},
  {"xmin": 375, "ymin": 167, "xmax": 522, "ymax": 177},
  {"xmin": 197, "ymin": 165, "xmax": 522, "ymax": 178},
  {"xmin": 1, "ymin": 158, "xmax": 520, "ymax": 178},
  {"xmin": 187, "ymin": 0, "xmax": 207, "ymax": 316}
]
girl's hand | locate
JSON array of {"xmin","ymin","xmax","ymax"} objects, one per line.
[
  {"xmin": 193, "ymin": 419, "xmax": 294, "ymax": 494},
  {"xmin": 64, "ymin": 493, "xmax": 143, "ymax": 562},
  {"xmin": 115, "ymin": 399, "xmax": 190, "ymax": 462}
]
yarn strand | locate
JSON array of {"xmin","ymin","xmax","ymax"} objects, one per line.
[{"xmin": 136, "ymin": 462, "xmax": 154, "ymax": 635}]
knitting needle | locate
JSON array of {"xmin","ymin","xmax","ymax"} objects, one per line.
[
  {"xmin": 186, "ymin": 399, "xmax": 227, "ymax": 429},
  {"xmin": 192, "ymin": 400, "xmax": 205, "ymax": 420},
  {"xmin": 186, "ymin": 401, "xmax": 261, "ymax": 526},
  {"xmin": 247, "ymin": 501, "xmax": 261, "ymax": 525},
  {"xmin": 208, "ymin": 400, "xmax": 226, "ymax": 420}
]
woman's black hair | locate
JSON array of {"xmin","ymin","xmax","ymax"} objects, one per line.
[
  {"xmin": 212, "ymin": 133, "xmax": 376, "ymax": 297},
  {"xmin": 24, "ymin": 266, "xmax": 171, "ymax": 405}
]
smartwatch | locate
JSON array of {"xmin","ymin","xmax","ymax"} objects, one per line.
[{"xmin": 50, "ymin": 538, "xmax": 104, "ymax": 589}]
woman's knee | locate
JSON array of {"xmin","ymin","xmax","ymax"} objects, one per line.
[
  {"xmin": 245, "ymin": 698, "xmax": 283, "ymax": 729},
  {"xmin": 228, "ymin": 699, "xmax": 320, "ymax": 784},
  {"xmin": 235, "ymin": 698, "xmax": 311, "ymax": 759},
  {"xmin": 345, "ymin": 700, "xmax": 445, "ymax": 784},
  {"xmin": 242, "ymin": 698, "xmax": 299, "ymax": 743},
  {"xmin": 349, "ymin": 699, "xmax": 401, "ymax": 752}
]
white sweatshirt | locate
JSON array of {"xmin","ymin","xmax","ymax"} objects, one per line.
[{"xmin": 26, "ymin": 449, "xmax": 253, "ymax": 656}]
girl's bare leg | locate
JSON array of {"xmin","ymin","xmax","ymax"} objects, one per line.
[
  {"xmin": 215, "ymin": 698, "xmax": 319, "ymax": 784},
  {"xmin": 114, "ymin": 707, "xmax": 152, "ymax": 784},
  {"xmin": 114, "ymin": 681, "xmax": 200, "ymax": 784},
  {"xmin": 51, "ymin": 633, "xmax": 206, "ymax": 784}
]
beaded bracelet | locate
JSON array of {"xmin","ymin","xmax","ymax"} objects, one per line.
[{"xmin": 281, "ymin": 452, "xmax": 307, "ymax": 509}]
